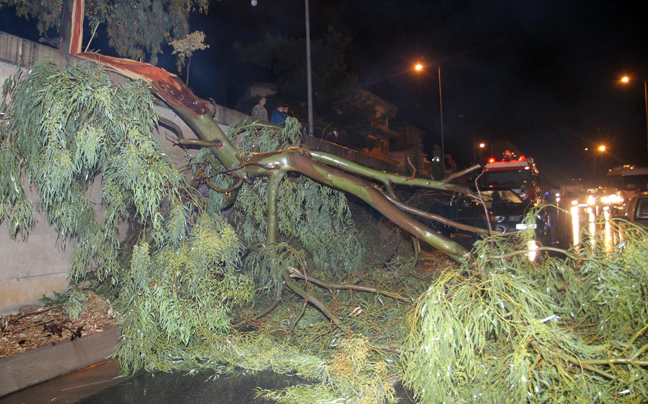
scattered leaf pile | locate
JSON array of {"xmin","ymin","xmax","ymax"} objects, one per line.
[{"xmin": 0, "ymin": 292, "xmax": 117, "ymax": 358}]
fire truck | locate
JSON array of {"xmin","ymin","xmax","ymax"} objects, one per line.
[
  {"xmin": 480, "ymin": 152, "xmax": 540, "ymax": 203},
  {"xmin": 606, "ymin": 165, "xmax": 648, "ymax": 201}
]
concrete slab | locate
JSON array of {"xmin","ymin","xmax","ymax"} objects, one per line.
[{"xmin": 0, "ymin": 327, "xmax": 120, "ymax": 397}]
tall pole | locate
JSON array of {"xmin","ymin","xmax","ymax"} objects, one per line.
[
  {"xmin": 620, "ymin": 76, "xmax": 648, "ymax": 162},
  {"xmin": 305, "ymin": 0, "xmax": 314, "ymax": 137},
  {"xmin": 644, "ymin": 80, "xmax": 648, "ymax": 161},
  {"xmin": 438, "ymin": 65, "xmax": 445, "ymax": 169}
]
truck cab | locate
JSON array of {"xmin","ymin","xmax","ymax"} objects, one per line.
[
  {"xmin": 606, "ymin": 165, "xmax": 648, "ymax": 204},
  {"xmin": 480, "ymin": 152, "xmax": 539, "ymax": 204}
]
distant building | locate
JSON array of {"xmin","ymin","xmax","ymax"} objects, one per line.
[
  {"xmin": 237, "ymin": 84, "xmax": 431, "ymax": 176},
  {"xmin": 389, "ymin": 122, "xmax": 432, "ymax": 177}
]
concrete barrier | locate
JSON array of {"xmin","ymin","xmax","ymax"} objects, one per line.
[{"xmin": 0, "ymin": 326, "xmax": 121, "ymax": 397}]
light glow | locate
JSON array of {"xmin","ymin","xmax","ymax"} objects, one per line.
[{"xmin": 527, "ymin": 240, "xmax": 538, "ymax": 262}]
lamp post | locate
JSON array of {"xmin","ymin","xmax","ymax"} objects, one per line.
[
  {"xmin": 621, "ymin": 76, "xmax": 648, "ymax": 160},
  {"xmin": 458, "ymin": 114, "xmax": 477, "ymax": 163},
  {"xmin": 305, "ymin": 0, "xmax": 314, "ymax": 137},
  {"xmin": 253, "ymin": 0, "xmax": 314, "ymax": 137},
  {"xmin": 415, "ymin": 63, "xmax": 445, "ymax": 169},
  {"xmin": 585, "ymin": 145, "xmax": 606, "ymax": 186}
]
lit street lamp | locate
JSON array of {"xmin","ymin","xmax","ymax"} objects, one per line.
[
  {"xmin": 415, "ymin": 63, "xmax": 445, "ymax": 169},
  {"xmin": 621, "ymin": 75, "xmax": 648, "ymax": 160},
  {"xmin": 479, "ymin": 142, "xmax": 493, "ymax": 162},
  {"xmin": 585, "ymin": 145, "xmax": 606, "ymax": 186}
]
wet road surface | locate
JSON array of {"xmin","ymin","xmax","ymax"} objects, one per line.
[{"xmin": 1, "ymin": 360, "xmax": 417, "ymax": 404}]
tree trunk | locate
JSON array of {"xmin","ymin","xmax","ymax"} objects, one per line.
[{"xmin": 77, "ymin": 52, "xmax": 472, "ymax": 261}]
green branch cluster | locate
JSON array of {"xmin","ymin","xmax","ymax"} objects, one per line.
[
  {"xmin": 404, "ymin": 220, "xmax": 648, "ymax": 403},
  {"xmin": 0, "ymin": 60, "xmax": 183, "ymax": 282},
  {"xmin": 4, "ymin": 60, "xmax": 648, "ymax": 404}
]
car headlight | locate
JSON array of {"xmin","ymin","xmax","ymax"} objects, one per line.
[
  {"xmin": 491, "ymin": 215, "xmax": 506, "ymax": 223},
  {"xmin": 607, "ymin": 194, "xmax": 622, "ymax": 204},
  {"xmin": 587, "ymin": 195, "xmax": 596, "ymax": 205}
]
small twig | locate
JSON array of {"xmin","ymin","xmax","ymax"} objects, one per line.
[
  {"xmin": 84, "ymin": 21, "xmax": 100, "ymax": 53},
  {"xmin": 289, "ymin": 300, "xmax": 309, "ymax": 333},
  {"xmin": 8, "ymin": 305, "xmax": 61, "ymax": 324},
  {"xmin": 281, "ymin": 268, "xmax": 347, "ymax": 330},
  {"xmin": 286, "ymin": 266, "xmax": 411, "ymax": 303},
  {"xmin": 232, "ymin": 299, "xmax": 281, "ymax": 329},
  {"xmin": 622, "ymin": 323, "xmax": 648, "ymax": 356},
  {"xmin": 405, "ymin": 157, "xmax": 416, "ymax": 180},
  {"xmin": 441, "ymin": 164, "xmax": 481, "ymax": 183}
]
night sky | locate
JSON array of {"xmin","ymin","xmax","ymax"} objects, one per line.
[{"xmin": 2, "ymin": 0, "xmax": 648, "ymax": 186}]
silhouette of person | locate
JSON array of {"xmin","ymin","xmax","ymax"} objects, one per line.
[{"xmin": 251, "ymin": 97, "xmax": 268, "ymax": 121}]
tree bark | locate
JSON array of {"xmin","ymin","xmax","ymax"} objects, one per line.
[{"xmin": 77, "ymin": 53, "xmax": 472, "ymax": 261}]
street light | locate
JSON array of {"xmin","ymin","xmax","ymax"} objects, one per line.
[
  {"xmin": 621, "ymin": 75, "xmax": 648, "ymax": 160},
  {"xmin": 305, "ymin": 0, "xmax": 314, "ymax": 137},
  {"xmin": 585, "ymin": 145, "xmax": 606, "ymax": 186},
  {"xmin": 479, "ymin": 142, "xmax": 493, "ymax": 161},
  {"xmin": 414, "ymin": 63, "xmax": 445, "ymax": 169},
  {"xmin": 254, "ymin": 0, "xmax": 314, "ymax": 137},
  {"xmin": 458, "ymin": 114, "xmax": 478, "ymax": 163}
]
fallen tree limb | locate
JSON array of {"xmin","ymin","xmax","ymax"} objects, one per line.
[
  {"xmin": 281, "ymin": 268, "xmax": 347, "ymax": 331},
  {"xmin": 286, "ymin": 266, "xmax": 411, "ymax": 303}
]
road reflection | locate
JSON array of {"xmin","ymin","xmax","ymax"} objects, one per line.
[{"xmin": 569, "ymin": 205, "xmax": 624, "ymax": 251}]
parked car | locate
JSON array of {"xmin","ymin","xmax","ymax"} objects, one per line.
[
  {"xmin": 625, "ymin": 190, "xmax": 648, "ymax": 227},
  {"xmin": 445, "ymin": 188, "xmax": 552, "ymax": 244}
]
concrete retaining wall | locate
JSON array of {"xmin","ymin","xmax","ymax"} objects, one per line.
[
  {"xmin": 0, "ymin": 30, "xmax": 397, "ymax": 316},
  {"xmin": 0, "ymin": 327, "xmax": 121, "ymax": 397},
  {"xmin": 0, "ymin": 32, "xmax": 237, "ymax": 316}
]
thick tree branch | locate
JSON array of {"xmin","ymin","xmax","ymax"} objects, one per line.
[
  {"xmin": 286, "ymin": 266, "xmax": 411, "ymax": 303},
  {"xmin": 78, "ymin": 54, "xmax": 470, "ymax": 260},
  {"xmin": 281, "ymin": 268, "xmax": 346, "ymax": 330},
  {"xmin": 307, "ymin": 150, "xmax": 475, "ymax": 196}
]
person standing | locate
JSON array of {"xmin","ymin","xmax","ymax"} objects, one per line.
[
  {"xmin": 251, "ymin": 97, "xmax": 268, "ymax": 121},
  {"xmin": 270, "ymin": 104, "xmax": 288, "ymax": 127}
]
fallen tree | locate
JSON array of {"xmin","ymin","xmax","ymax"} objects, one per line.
[
  {"xmin": 75, "ymin": 52, "xmax": 479, "ymax": 262},
  {"xmin": 2, "ymin": 56, "xmax": 648, "ymax": 404}
]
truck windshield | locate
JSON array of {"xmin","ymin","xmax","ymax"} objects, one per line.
[
  {"xmin": 482, "ymin": 170, "xmax": 533, "ymax": 188},
  {"xmin": 607, "ymin": 174, "xmax": 648, "ymax": 191}
]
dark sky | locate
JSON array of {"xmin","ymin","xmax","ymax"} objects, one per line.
[{"xmin": 2, "ymin": 0, "xmax": 648, "ymax": 186}]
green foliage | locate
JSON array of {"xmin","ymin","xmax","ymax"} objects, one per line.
[
  {"xmin": 10, "ymin": 54, "xmax": 648, "ymax": 404},
  {"xmin": 170, "ymin": 30, "xmax": 209, "ymax": 73},
  {"xmin": 2, "ymin": 58, "xmax": 396, "ymax": 404},
  {"xmin": 1, "ymin": 60, "xmax": 185, "ymax": 282},
  {"xmin": 259, "ymin": 336, "xmax": 399, "ymax": 404},
  {"xmin": 39, "ymin": 291, "xmax": 70, "ymax": 308},
  {"xmin": 404, "ymin": 221, "xmax": 648, "ymax": 404},
  {"xmin": 0, "ymin": 0, "xmax": 61, "ymax": 36},
  {"xmin": 193, "ymin": 119, "xmax": 365, "ymax": 281},
  {"xmin": 0, "ymin": 0, "xmax": 208, "ymax": 65},
  {"xmin": 116, "ymin": 213, "xmax": 254, "ymax": 373}
]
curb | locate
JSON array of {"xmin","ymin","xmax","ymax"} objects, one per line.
[{"xmin": 0, "ymin": 327, "xmax": 120, "ymax": 397}]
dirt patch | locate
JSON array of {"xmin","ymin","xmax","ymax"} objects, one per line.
[{"xmin": 0, "ymin": 292, "xmax": 117, "ymax": 358}]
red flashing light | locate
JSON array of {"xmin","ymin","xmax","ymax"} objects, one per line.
[
  {"xmin": 518, "ymin": 155, "xmax": 526, "ymax": 161},
  {"xmin": 488, "ymin": 158, "xmax": 496, "ymax": 163}
]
